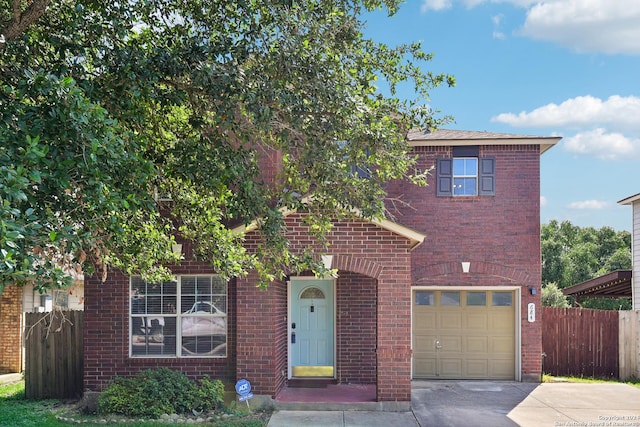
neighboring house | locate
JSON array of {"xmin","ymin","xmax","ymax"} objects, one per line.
[
  {"xmin": 0, "ymin": 279, "xmax": 83, "ymax": 374},
  {"xmin": 619, "ymin": 193, "xmax": 640, "ymax": 310},
  {"xmin": 562, "ymin": 193, "xmax": 639, "ymax": 310},
  {"xmin": 83, "ymin": 129, "xmax": 560, "ymax": 405}
]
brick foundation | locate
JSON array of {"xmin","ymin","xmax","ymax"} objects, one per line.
[{"xmin": 0, "ymin": 286, "xmax": 23, "ymax": 374}]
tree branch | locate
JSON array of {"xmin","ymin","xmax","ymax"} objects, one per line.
[{"xmin": 0, "ymin": 0, "xmax": 51, "ymax": 47}]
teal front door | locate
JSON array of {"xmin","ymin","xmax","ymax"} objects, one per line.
[{"xmin": 290, "ymin": 279, "xmax": 335, "ymax": 377}]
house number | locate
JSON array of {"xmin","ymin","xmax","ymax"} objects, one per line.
[{"xmin": 527, "ymin": 303, "xmax": 535, "ymax": 323}]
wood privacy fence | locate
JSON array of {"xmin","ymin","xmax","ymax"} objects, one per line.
[
  {"xmin": 542, "ymin": 307, "xmax": 640, "ymax": 380},
  {"xmin": 24, "ymin": 310, "xmax": 83, "ymax": 399}
]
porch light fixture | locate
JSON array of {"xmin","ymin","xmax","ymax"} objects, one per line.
[
  {"xmin": 529, "ymin": 286, "xmax": 537, "ymax": 295},
  {"xmin": 172, "ymin": 244, "xmax": 183, "ymax": 256},
  {"xmin": 461, "ymin": 262, "xmax": 470, "ymax": 274}
]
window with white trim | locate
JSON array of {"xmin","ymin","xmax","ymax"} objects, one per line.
[
  {"xmin": 437, "ymin": 146, "xmax": 495, "ymax": 197},
  {"xmin": 130, "ymin": 275, "xmax": 227, "ymax": 358}
]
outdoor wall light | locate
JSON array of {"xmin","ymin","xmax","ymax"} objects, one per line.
[{"xmin": 529, "ymin": 286, "xmax": 537, "ymax": 295}]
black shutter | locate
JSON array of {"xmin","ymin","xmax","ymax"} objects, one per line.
[
  {"xmin": 436, "ymin": 158, "xmax": 453, "ymax": 196},
  {"xmin": 479, "ymin": 157, "xmax": 495, "ymax": 196}
]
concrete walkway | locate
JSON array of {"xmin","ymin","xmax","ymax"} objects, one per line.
[
  {"xmin": 0, "ymin": 373, "xmax": 22, "ymax": 385},
  {"xmin": 268, "ymin": 381, "xmax": 640, "ymax": 427}
]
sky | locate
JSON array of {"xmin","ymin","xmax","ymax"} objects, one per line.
[{"xmin": 363, "ymin": 0, "xmax": 640, "ymax": 232}]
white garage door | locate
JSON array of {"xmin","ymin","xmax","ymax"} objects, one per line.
[{"xmin": 412, "ymin": 289, "xmax": 516, "ymax": 379}]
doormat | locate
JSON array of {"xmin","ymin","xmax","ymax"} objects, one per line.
[{"xmin": 287, "ymin": 379, "xmax": 332, "ymax": 388}]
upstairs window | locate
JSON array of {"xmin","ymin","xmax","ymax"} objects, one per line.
[{"xmin": 437, "ymin": 146, "xmax": 495, "ymax": 197}]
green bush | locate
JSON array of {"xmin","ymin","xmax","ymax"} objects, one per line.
[{"xmin": 97, "ymin": 368, "xmax": 225, "ymax": 418}]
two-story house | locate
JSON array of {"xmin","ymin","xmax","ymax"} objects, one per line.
[{"xmin": 82, "ymin": 129, "xmax": 560, "ymax": 407}]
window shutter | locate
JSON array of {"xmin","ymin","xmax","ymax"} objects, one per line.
[
  {"xmin": 436, "ymin": 158, "xmax": 453, "ymax": 196},
  {"xmin": 479, "ymin": 157, "xmax": 495, "ymax": 196}
]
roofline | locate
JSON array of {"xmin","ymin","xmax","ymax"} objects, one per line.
[
  {"xmin": 408, "ymin": 136, "xmax": 562, "ymax": 154},
  {"xmin": 618, "ymin": 192, "xmax": 640, "ymax": 205},
  {"xmin": 233, "ymin": 203, "xmax": 426, "ymax": 251},
  {"xmin": 562, "ymin": 270, "xmax": 632, "ymax": 296}
]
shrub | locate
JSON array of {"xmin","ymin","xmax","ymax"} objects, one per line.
[{"xmin": 97, "ymin": 368, "xmax": 225, "ymax": 418}]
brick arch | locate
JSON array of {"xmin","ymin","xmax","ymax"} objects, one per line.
[
  {"xmin": 413, "ymin": 261, "xmax": 531, "ymax": 284},
  {"xmin": 331, "ymin": 255, "xmax": 384, "ymax": 279}
]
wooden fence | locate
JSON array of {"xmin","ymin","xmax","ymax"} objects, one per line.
[
  {"xmin": 542, "ymin": 307, "xmax": 619, "ymax": 378},
  {"xmin": 24, "ymin": 310, "xmax": 84, "ymax": 399},
  {"xmin": 619, "ymin": 310, "xmax": 640, "ymax": 380}
]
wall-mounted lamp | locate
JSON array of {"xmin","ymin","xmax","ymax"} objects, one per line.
[
  {"xmin": 529, "ymin": 286, "xmax": 537, "ymax": 295},
  {"xmin": 461, "ymin": 262, "xmax": 470, "ymax": 274},
  {"xmin": 172, "ymin": 244, "xmax": 183, "ymax": 256}
]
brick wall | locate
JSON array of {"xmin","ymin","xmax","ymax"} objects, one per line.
[
  {"xmin": 83, "ymin": 246, "xmax": 237, "ymax": 392},
  {"xmin": 336, "ymin": 272, "xmax": 376, "ymax": 384},
  {"xmin": 385, "ymin": 144, "xmax": 543, "ymax": 381},
  {"xmin": 0, "ymin": 285, "xmax": 23, "ymax": 374},
  {"xmin": 238, "ymin": 214, "xmax": 413, "ymax": 401}
]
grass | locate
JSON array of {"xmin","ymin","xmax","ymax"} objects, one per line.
[
  {"xmin": 0, "ymin": 381, "xmax": 270, "ymax": 427},
  {"xmin": 542, "ymin": 374, "xmax": 640, "ymax": 389}
]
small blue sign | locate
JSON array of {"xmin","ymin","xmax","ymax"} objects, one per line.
[{"xmin": 235, "ymin": 379, "xmax": 252, "ymax": 399}]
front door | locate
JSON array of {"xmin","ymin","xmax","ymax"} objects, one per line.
[{"xmin": 289, "ymin": 279, "xmax": 335, "ymax": 378}]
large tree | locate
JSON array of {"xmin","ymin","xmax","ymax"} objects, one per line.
[
  {"xmin": 0, "ymin": 0, "xmax": 454, "ymax": 293},
  {"xmin": 541, "ymin": 220, "xmax": 632, "ymax": 309}
]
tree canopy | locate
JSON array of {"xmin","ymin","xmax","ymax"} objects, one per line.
[
  {"xmin": 0, "ymin": 0, "xmax": 454, "ymax": 293},
  {"xmin": 541, "ymin": 220, "xmax": 632, "ymax": 309}
]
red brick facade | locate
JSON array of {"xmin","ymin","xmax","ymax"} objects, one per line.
[
  {"xmin": 0, "ymin": 285, "xmax": 23, "ymax": 374},
  {"xmin": 385, "ymin": 144, "xmax": 543, "ymax": 380},
  {"xmin": 83, "ymin": 138, "xmax": 548, "ymax": 401}
]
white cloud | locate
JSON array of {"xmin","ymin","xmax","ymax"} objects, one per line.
[
  {"xmin": 520, "ymin": 0, "xmax": 640, "ymax": 55},
  {"xmin": 421, "ymin": 0, "xmax": 453, "ymax": 12},
  {"xmin": 421, "ymin": 0, "xmax": 640, "ymax": 55},
  {"xmin": 566, "ymin": 200, "xmax": 611, "ymax": 210},
  {"xmin": 540, "ymin": 196, "xmax": 547, "ymax": 207},
  {"xmin": 491, "ymin": 95, "xmax": 640, "ymax": 132},
  {"xmin": 562, "ymin": 129, "xmax": 639, "ymax": 160}
]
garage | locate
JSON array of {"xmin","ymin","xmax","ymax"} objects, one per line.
[{"xmin": 412, "ymin": 289, "xmax": 517, "ymax": 380}]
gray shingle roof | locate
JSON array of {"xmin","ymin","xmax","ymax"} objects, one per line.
[
  {"xmin": 407, "ymin": 128, "xmax": 555, "ymax": 141},
  {"xmin": 406, "ymin": 129, "xmax": 561, "ymax": 154}
]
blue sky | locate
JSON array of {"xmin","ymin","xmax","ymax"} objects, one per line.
[{"xmin": 364, "ymin": 0, "xmax": 640, "ymax": 231}]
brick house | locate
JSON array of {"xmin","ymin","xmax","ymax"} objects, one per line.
[{"xmin": 82, "ymin": 129, "xmax": 559, "ymax": 406}]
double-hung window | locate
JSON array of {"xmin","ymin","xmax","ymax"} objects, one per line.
[
  {"xmin": 437, "ymin": 146, "xmax": 495, "ymax": 197},
  {"xmin": 130, "ymin": 275, "xmax": 227, "ymax": 358}
]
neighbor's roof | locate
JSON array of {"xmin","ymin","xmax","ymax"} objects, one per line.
[
  {"xmin": 562, "ymin": 270, "xmax": 632, "ymax": 300},
  {"xmin": 618, "ymin": 192, "xmax": 640, "ymax": 205},
  {"xmin": 406, "ymin": 129, "xmax": 561, "ymax": 154}
]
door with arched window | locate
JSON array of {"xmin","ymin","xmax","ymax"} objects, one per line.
[{"xmin": 289, "ymin": 278, "xmax": 335, "ymax": 378}]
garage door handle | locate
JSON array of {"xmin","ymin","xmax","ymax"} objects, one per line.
[{"xmin": 435, "ymin": 340, "xmax": 442, "ymax": 349}]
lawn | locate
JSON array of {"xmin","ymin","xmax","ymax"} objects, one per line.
[
  {"xmin": 0, "ymin": 381, "xmax": 269, "ymax": 427},
  {"xmin": 542, "ymin": 374, "xmax": 640, "ymax": 389}
]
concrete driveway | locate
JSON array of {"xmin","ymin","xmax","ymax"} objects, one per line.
[
  {"xmin": 268, "ymin": 380, "xmax": 640, "ymax": 427},
  {"xmin": 412, "ymin": 380, "xmax": 640, "ymax": 427}
]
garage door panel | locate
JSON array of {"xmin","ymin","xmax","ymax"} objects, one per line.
[
  {"xmin": 413, "ymin": 289, "xmax": 516, "ymax": 380},
  {"xmin": 414, "ymin": 335, "xmax": 437, "ymax": 352},
  {"xmin": 438, "ymin": 312, "xmax": 462, "ymax": 329},
  {"xmin": 413, "ymin": 311, "xmax": 437, "ymax": 329},
  {"xmin": 466, "ymin": 336, "xmax": 488, "ymax": 353},
  {"xmin": 439, "ymin": 336, "xmax": 462, "ymax": 353},
  {"xmin": 466, "ymin": 359, "xmax": 488, "ymax": 377},
  {"xmin": 413, "ymin": 357, "xmax": 437, "ymax": 377},
  {"xmin": 465, "ymin": 313, "xmax": 488, "ymax": 330},
  {"xmin": 439, "ymin": 358, "xmax": 462, "ymax": 377},
  {"xmin": 489, "ymin": 336, "xmax": 513, "ymax": 354}
]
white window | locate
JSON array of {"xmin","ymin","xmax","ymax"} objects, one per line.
[
  {"xmin": 130, "ymin": 275, "xmax": 227, "ymax": 358},
  {"xmin": 453, "ymin": 157, "xmax": 478, "ymax": 196}
]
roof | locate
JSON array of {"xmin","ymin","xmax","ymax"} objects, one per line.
[
  {"xmin": 618, "ymin": 192, "xmax": 640, "ymax": 205},
  {"xmin": 562, "ymin": 270, "xmax": 632, "ymax": 299},
  {"xmin": 233, "ymin": 203, "xmax": 426, "ymax": 251},
  {"xmin": 406, "ymin": 129, "xmax": 561, "ymax": 154}
]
